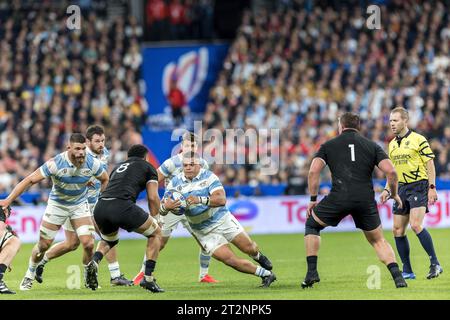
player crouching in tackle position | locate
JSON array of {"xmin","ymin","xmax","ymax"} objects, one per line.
[
  {"xmin": 0, "ymin": 206, "xmax": 21, "ymax": 294},
  {"xmin": 86, "ymin": 144, "xmax": 164, "ymax": 293},
  {"xmin": 34, "ymin": 125, "xmax": 132, "ymax": 286},
  {"xmin": 133, "ymin": 131, "xmax": 218, "ymax": 285},
  {"xmin": 380, "ymin": 107, "xmax": 442, "ymax": 280},
  {"xmin": 302, "ymin": 112, "xmax": 407, "ymax": 289},
  {"xmin": 0, "ymin": 133, "xmax": 109, "ymax": 291},
  {"xmin": 160, "ymin": 152, "xmax": 276, "ymax": 288}
]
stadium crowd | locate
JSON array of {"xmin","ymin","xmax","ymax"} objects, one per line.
[
  {"xmin": 145, "ymin": 0, "xmax": 215, "ymax": 41},
  {"xmin": 204, "ymin": 0, "xmax": 450, "ymax": 193},
  {"xmin": 0, "ymin": 0, "xmax": 449, "ymax": 197},
  {"xmin": 0, "ymin": 5, "xmax": 146, "ymax": 195}
]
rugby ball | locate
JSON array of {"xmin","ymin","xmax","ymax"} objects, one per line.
[{"xmin": 165, "ymin": 190, "xmax": 187, "ymax": 215}]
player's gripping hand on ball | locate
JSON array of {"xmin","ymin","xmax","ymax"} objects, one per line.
[
  {"xmin": 186, "ymin": 195, "xmax": 200, "ymax": 206},
  {"xmin": 159, "ymin": 197, "xmax": 181, "ymax": 216}
]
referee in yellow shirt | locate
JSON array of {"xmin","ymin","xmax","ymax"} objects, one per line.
[{"xmin": 380, "ymin": 107, "xmax": 442, "ymax": 280}]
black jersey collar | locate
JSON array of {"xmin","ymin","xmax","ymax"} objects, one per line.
[
  {"xmin": 342, "ymin": 128, "xmax": 359, "ymax": 133},
  {"xmin": 396, "ymin": 130, "xmax": 411, "ymax": 146}
]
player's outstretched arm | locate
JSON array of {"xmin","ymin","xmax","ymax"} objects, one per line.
[
  {"xmin": 0, "ymin": 169, "xmax": 45, "ymax": 208},
  {"xmin": 146, "ymin": 180, "xmax": 160, "ymax": 217}
]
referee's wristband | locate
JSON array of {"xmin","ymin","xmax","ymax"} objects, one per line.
[
  {"xmin": 310, "ymin": 195, "xmax": 318, "ymax": 202},
  {"xmin": 199, "ymin": 196, "xmax": 210, "ymax": 206}
]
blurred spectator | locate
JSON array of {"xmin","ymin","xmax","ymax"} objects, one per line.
[
  {"xmin": 167, "ymin": 79, "xmax": 187, "ymax": 126},
  {"xmin": 204, "ymin": 0, "xmax": 450, "ymax": 190},
  {"xmin": 0, "ymin": 4, "xmax": 146, "ymax": 193},
  {"xmin": 145, "ymin": 0, "xmax": 215, "ymax": 41},
  {"xmin": 146, "ymin": 0, "xmax": 169, "ymax": 41}
]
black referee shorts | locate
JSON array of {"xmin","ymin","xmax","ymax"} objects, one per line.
[
  {"xmin": 93, "ymin": 198, "xmax": 149, "ymax": 235},
  {"xmin": 313, "ymin": 196, "xmax": 381, "ymax": 231},
  {"xmin": 393, "ymin": 180, "xmax": 429, "ymax": 215}
]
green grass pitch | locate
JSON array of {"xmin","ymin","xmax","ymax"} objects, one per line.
[{"xmin": 3, "ymin": 229, "xmax": 450, "ymax": 300}]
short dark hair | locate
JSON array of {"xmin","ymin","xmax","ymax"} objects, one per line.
[
  {"xmin": 86, "ymin": 125, "xmax": 105, "ymax": 140},
  {"xmin": 182, "ymin": 131, "xmax": 198, "ymax": 144},
  {"xmin": 339, "ymin": 112, "xmax": 360, "ymax": 130},
  {"xmin": 70, "ymin": 133, "xmax": 86, "ymax": 144},
  {"xmin": 127, "ymin": 144, "xmax": 148, "ymax": 158},
  {"xmin": 182, "ymin": 151, "xmax": 201, "ymax": 162}
]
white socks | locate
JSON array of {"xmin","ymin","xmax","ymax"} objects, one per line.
[
  {"xmin": 108, "ymin": 262, "xmax": 121, "ymax": 279},
  {"xmin": 255, "ymin": 266, "xmax": 271, "ymax": 277},
  {"xmin": 25, "ymin": 257, "xmax": 37, "ymax": 279},
  {"xmin": 199, "ymin": 252, "xmax": 211, "ymax": 279}
]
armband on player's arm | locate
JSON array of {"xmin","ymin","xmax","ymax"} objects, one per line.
[
  {"xmin": 199, "ymin": 196, "xmax": 210, "ymax": 206},
  {"xmin": 159, "ymin": 202, "xmax": 169, "ymax": 216}
]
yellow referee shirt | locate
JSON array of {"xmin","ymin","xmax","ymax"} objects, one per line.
[{"xmin": 388, "ymin": 130, "xmax": 435, "ymax": 184}]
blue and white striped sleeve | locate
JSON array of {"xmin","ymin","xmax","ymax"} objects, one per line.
[
  {"xmin": 92, "ymin": 158, "xmax": 106, "ymax": 178},
  {"xmin": 39, "ymin": 158, "xmax": 57, "ymax": 178},
  {"xmin": 158, "ymin": 158, "xmax": 175, "ymax": 177},
  {"xmin": 207, "ymin": 173, "xmax": 224, "ymax": 195}
]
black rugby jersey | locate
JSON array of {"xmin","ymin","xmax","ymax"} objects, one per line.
[
  {"xmin": 100, "ymin": 157, "xmax": 158, "ymax": 202},
  {"xmin": 315, "ymin": 129, "xmax": 389, "ymax": 201}
]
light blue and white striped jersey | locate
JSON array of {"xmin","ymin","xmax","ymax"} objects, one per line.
[
  {"xmin": 159, "ymin": 154, "xmax": 209, "ymax": 186},
  {"xmin": 165, "ymin": 168, "xmax": 228, "ymax": 232},
  {"xmin": 86, "ymin": 147, "xmax": 110, "ymax": 204},
  {"xmin": 39, "ymin": 151, "xmax": 106, "ymax": 206}
]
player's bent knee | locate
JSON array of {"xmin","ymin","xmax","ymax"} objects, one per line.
[
  {"xmin": 67, "ymin": 240, "xmax": 80, "ymax": 251},
  {"xmin": 38, "ymin": 239, "xmax": 52, "ymax": 252},
  {"xmin": 392, "ymin": 226, "xmax": 406, "ymax": 237},
  {"xmin": 76, "ymin": 225, "xmax": 95, "ymax": 238},
  {"xmin": 101, "ymin": 233, "xmax": 119, "ymax": 249},
  {"xmin": 142, "ymin": 223, "xmax": 159, "ymax": 238},
  {"xmin": 80, "ymin": 239, "xmax": 94, "ymax": 252},
  {"xmin": 223, "ymin": 256, "xmax": 238, "ymax": 268},
  {"xmin": 305, "ymin": 216, "xmax": 324, "ymax": 236},
  {"xmin": 39, "ymin": 225, "xmax": 58, "ymax": 241},
  {"xmin": 105, "ymin": 240, "xmax": 119, "ymax": 249},
  {"xmin": 409, "ymin": 221, "xmax": 422, "ymax": 234}
]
